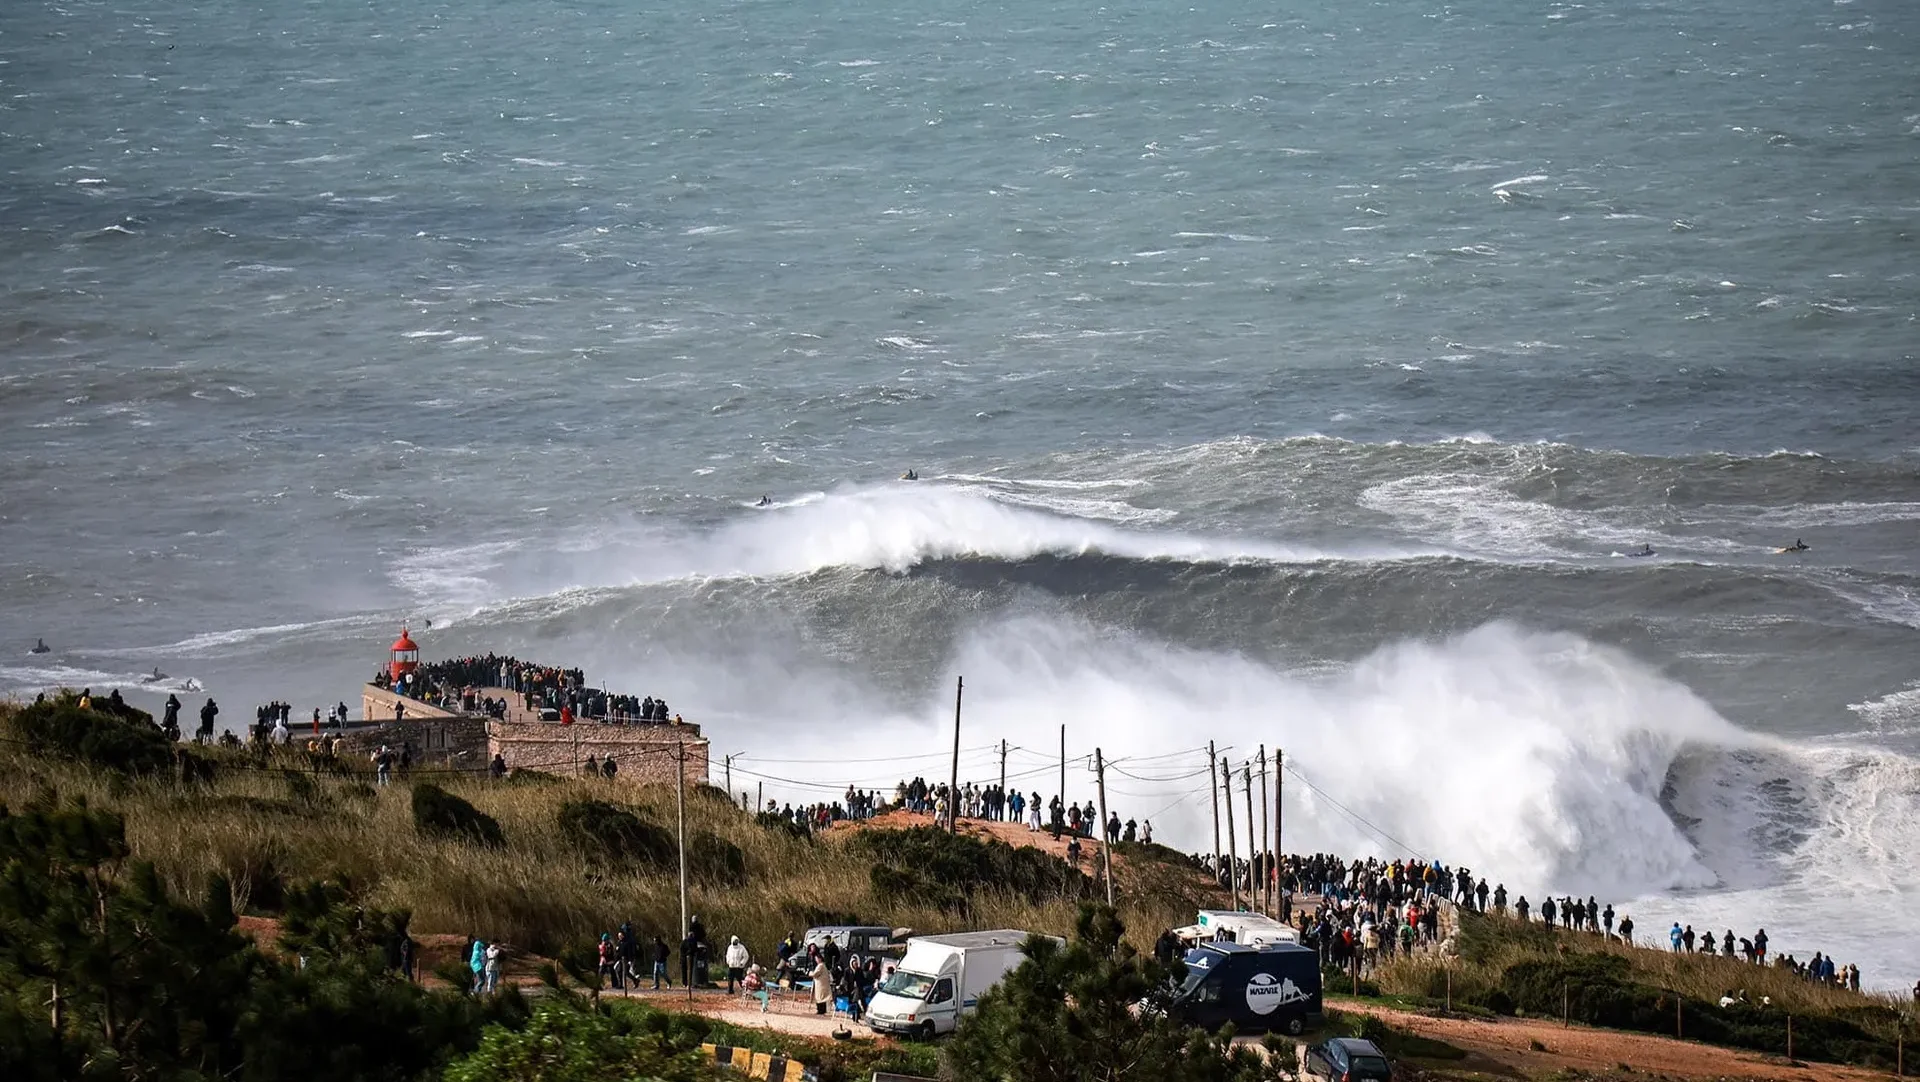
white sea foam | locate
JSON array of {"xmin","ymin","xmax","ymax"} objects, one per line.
[
  {"xmin": 0, "ymin": 662, "xmax": 203, "ymax": 695},
  {"xmin": 668, "ymin": 615, "xmax": 1920, "ymax": 985},
  {"xmin": 390, "ymin": 483, "xmax": 1444, "ymax": 605},
  {"xmin": 1847, "ymin": 682, "xmax": 1920, "ymax": 732}
]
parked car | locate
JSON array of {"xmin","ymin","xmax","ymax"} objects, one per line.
[{"xmin": 1303, "ymin": 1037, "xmax": 1393, "ymax": 1081}]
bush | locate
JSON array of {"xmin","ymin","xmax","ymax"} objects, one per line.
[
  {"xmin": 410, "ymin": 784, "xmax": 504, "ymax": 848},
  {"xmin": 7, "ymin": 698, "xmax": 173, "ymax": 775},
  {"xmin": 688, "ymin": 832, "xmax": 746, "ymax": 888},
  {"xmin": 558, "ymin": 800, "xmax": 676, "ymax": 866},
  {"xmin": 853, "ymin": 826, "xmax": 1091, "ymax": 908}
]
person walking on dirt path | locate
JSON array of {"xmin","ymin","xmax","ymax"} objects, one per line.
[
  {"xmin": 484, "ymin": 941, "xmax": 503, "ymax": 994},
  {"xmin": 469, "ymin": 938, "xmax": 488, "ymax": 995},
  {"xmin": 681, "ymin": 928, "xmax": 701, "ymax": 987},
  {"xmin": 651, "ymin": 935, "xmax": 671, "ymax": 989}
]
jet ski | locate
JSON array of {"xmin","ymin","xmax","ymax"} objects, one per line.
[
  {"xmin": 755, "ymin": 495, "xmax": 773, "ymax": 507},
  {"xmin": 1626, "ymin": 545, "xmax": 1657, "ymax": 559},
  {"xmin": 29, "ymin": 638, "xmax": 50, "ymax": 654},
  {"xmin": 1773, "ymin": 539, "xmax": 1811, "ymax": 554},
  {"xmin": 899, "ymin": 469, "xmax": 919, "ymax": 481},
  {"xmin": 141, "ymin": 667, "xmax": 168, "ymax": 684}
]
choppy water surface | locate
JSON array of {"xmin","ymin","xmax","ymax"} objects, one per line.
[{"xmin": 2, "ymin": 0, "xmax": 1917, "ymax": 984}]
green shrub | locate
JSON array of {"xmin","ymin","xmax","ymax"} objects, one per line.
[
  {"xmin": 7, "ymin": 699, "xmax": 173, "ymax": 775},
  {"xmin": 688, "ymin": 831, "xmax": 746, "ymax": 888},
  {"xmin": 410, "ymin": 784, "xmax": 503, "ymax": 848},
  {"xmin": 853, "ymin": 826, "xmax": 1090, "ymax": 907},
  {"xmin": 558, "ymin": 799, "xmax": 676, "ymax": 866}
]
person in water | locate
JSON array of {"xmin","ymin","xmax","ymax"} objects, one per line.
[
  {"xmin": 756, "ymin": 495, "xmax": 772, "ymax": 507},
  {"xmin": 900, "ymin": 468, "xmax": 918, "ymax": 481},
  {"xmin": 1639, "ymin": 544, "xmax": 1654, "ymax": 556},
  {"xmin": 31, "ymin": 638, "xmax": 49, "ymax": 653}
]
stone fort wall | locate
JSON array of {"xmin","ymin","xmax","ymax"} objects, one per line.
[{"xmin": 487, "ymin": 721, "xmax": 711, "ymax": 787}]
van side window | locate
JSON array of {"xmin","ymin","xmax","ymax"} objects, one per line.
[
  {"xmin": 1195, "ymin": 977, "xmax": 1222, "ymax": 1003},
  {"xmin": 930, "ymin": 978, "xmax": 954, "ymax": 1005}
]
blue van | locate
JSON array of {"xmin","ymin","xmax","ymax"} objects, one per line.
[{"xmin": 1170, "ymin": 942, "xmax": 1323, "ymax": 1035}]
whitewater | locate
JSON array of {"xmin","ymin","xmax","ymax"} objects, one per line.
[{"xmin": 4, "ymin": 0, "xmax": 1918, "ymax": 987}]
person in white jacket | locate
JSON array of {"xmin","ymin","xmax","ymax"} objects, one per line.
[{"xmin": 724, "ymin": 935, "xmax": 751, "ymax": 994}]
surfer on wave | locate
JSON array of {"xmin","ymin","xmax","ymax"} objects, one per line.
[
  {"xmin": 900, "ymin": 468, "xmax": 918, "ymax": 481},
  {"xmin": 756, "ymin": 494, "xmax": 772, "ymax": 507},
  {"xmin": 1779, "ymin": 538, "xmax": 1810, "ymax": 553},
  {"xmin": 142, "ymin": 667, "xmax": 167, "ymax": 683},
  {"xmin": 30, "ymin": 638, "xmax": 50, "ymax": 654}
]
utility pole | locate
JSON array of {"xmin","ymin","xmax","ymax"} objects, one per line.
[
  {"xmin": 1258, "ymin": 746, "xmax": 1271, "ymax": 916},
  {"xmin": 724, "ymin": 753, "xmax": 732, "ymax": 797},
  {"xmin": 1243, "ymin": 761, "xmax": 1257, "ymax": 915},
  {"xmin": 674, "ymin": 740, "xmax": 689, "ymax": 942},
  {"xmin": 1221, "ymin": 751, "xmax": 1241, "ymax": 910},
  {"xmin": 1095, "ymin": 748, "xmax": 1114, "ymax": 906},
  {"xmin": 1208, "ymin": 741, "xmax": 1222, "ymax": 894},
  {"xmin": 1274, "ymin": 748, "xmax": 1284, "ymax": 889},
  {"xmin": 949, "ymin": 676, "xmax": 963, "ymax": 833},
  {"xmin": 999, "ymin": 739, "xmax": 1007, "ymax": 821},
  {"xmin": 1058, "ymin": 724, "xmax": 1066, "ymax": 813},
  {"xmin": 756, "ymin": 780, "xmax": 763, "ymax": 815}
]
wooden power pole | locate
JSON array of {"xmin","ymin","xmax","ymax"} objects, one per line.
[
  {"xmin": 674, "ymin": 740, "xmax": 688, "ymax": 941},
  {"xmin": 1243, "ymin": 761, "xmax": 1257, "ymax": 912},
  {"xmin": 998, "ymin": 739, "xmax": 1007, "ymax": 819},
  {"xmin": 948, "ymin": 676, "xmax": 963, "ymax": 833},
  {"xmin": 1208, "ymin": 740, "xmax": 1222, "ymax": 891},
  {"xmin": 1095, "ymin": 748, "xmax": 1114, "ymax": 906},
  {"xmin": 1258, "ymin": 746, "xmax": 1271, "ymax": 915},
  {"xmin": 1222, "ymin": 751, "xmax": 1240, "ymax": 910}
]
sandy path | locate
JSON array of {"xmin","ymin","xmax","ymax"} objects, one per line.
[{"xmin": 1332, "ymin": 998, "xmax": 1890, "ymax": 1081}]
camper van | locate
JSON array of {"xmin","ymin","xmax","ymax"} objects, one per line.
[
  {"xmin": 1176, "ymin": 910, "xmax": 1299, "ymax": 948},
  {"xmin": 864, "ymin": 930, "xmax": 1056, "ymax": 1039},
  {"xmin": 1170, "ymin": 942, "xmax": 1322, "ymax": 1035},
  {"xmin": 803, "ymin": 925, "xmax": 909, "ymax": 960}
]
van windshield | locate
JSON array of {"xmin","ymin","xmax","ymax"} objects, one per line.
[{"xmin": 880, "ymin": 970, "xmax": 936, "ymax": 1000}]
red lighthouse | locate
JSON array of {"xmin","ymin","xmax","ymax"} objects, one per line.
[{"xmin": 389, "ymin": 626, "xmax": 420, "ymax": 685}]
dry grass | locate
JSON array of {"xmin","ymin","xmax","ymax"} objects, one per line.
[{"xmin": 0, "ymin": 741, "xmax": 1202, "ymax": 962}]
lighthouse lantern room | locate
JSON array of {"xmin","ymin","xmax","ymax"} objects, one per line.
[{"xmin": 389, "ymin": 627, "xmax": 420, "ymax": 684}]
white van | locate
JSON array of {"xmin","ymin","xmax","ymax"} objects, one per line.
[
  {"xmin": 864, "ymin": 930, "xmax": 1057, "ymax": 1039},
  {"xmin": 1179, "ymin": 910, "xmax": 1298, "ymax": 948}
]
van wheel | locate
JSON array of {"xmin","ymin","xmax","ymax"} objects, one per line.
[
  {"xmin": 1284, "ymin": 1016, "xmax": 1304, "ymax": 1036},
  {"xmin": 917, "ymin": 1022, "xmax": 937, "ymax": 1042}
]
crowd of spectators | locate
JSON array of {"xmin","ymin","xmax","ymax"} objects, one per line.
[{"xmin": 374, "ymin": 653, "xmax": 682, "ymax": 726}]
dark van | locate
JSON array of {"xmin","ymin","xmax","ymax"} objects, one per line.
[{"xmin": 1170, "ymin": 942, "xmax": 1323, "ymax": 1035}]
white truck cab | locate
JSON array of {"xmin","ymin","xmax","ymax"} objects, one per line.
[{"xmin": 864, "ymin": 929, "xmax": 1057, "ymax": 1039}]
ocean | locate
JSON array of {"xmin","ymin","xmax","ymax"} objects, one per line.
[{"xmin": 2, "ymin": 0, "xmax": 1916, "ymax": 985}]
